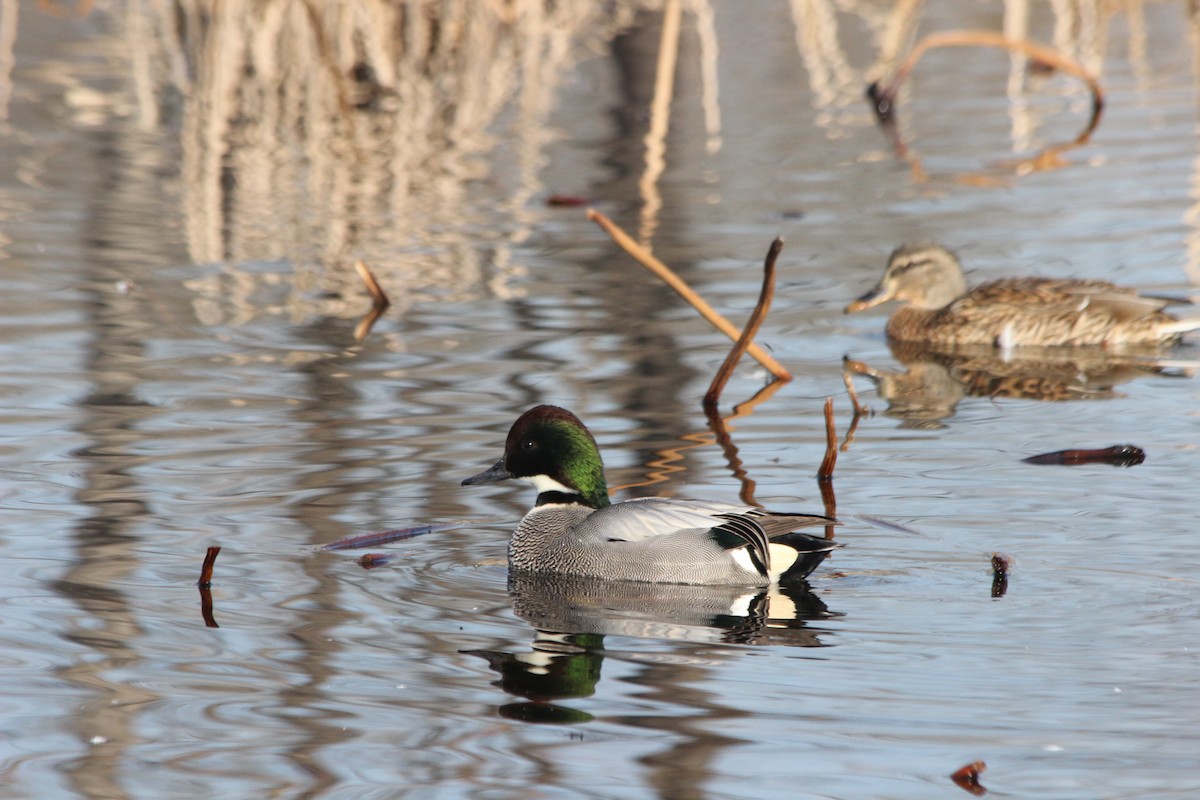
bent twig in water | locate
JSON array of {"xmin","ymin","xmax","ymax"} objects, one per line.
[
  {"xmin": 587, "ymin": 209, "xmax": 791, "ymax": 381},
  {"xmin": 705, "ymin": 238, "xmax": 786, "ymax": 410}
]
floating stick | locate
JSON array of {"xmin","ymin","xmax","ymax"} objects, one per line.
[
  {"xmin": 817, "ymin": 398, "xmax": 838, "ymax": 540},
  {"xmin": 198, "ymin": 546, "xmax": 221, "ymax": 629},
  {"xmin": 320, "ymin": 521, "xmax": 471, "ymax": 551},
  {"xmin": 198, "ymin": 546, "xmax": 221, "ymax": 588}
]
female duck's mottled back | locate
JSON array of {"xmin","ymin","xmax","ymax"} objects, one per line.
[
  {"xmin": 462, "ymin": 405, "xmax": 836, "ymax": 587},
  {"xmin": 845, "ymin": 243, "xmax": 1200, "ymax": 348}
]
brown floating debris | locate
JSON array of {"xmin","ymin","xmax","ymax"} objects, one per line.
[
  {"xmin": 1021, "ymin": 445, "xmax": 1145, "ymax": 467},
  {"xmin": 991, "ymin": 553, "xmax": 1011, "ymax": 599},
  {"xmin": 545, "ymin": 194, "xmax": 590, "ymax": 207},
  {"xmin": 320, "ymin": 520, "xmax": 471, "ymax": 551},
  {"xmin": 950, "ymin": 760, "xmax": 988, "ymax": 796},
  {"xmin": 356, "ymin": 553, "xmax": 395, "ymax": 569},
  {"xmin": 198, "ymin": 546, "xmax": 221, "ymax": 588}
]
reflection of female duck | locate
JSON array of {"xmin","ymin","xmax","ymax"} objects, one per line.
[
  {"xmin": 844, "ymin": 342, "xmax": 1184, "ymax": 427},
  {"xmin": 846, "ymin": 244, "xmax": 1200, "ymax": 347}
]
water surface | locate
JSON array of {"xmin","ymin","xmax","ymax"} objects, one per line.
[{"xmin": 1, "ymin": 2, "xmax": 1199, "ymax": 798}]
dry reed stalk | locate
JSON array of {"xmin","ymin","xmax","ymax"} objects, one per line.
[
  {"xmin": 841, "ymin": 368, "xmax": 868, "ymax": 418},
  {"xmin": 353, "ymin": 259, "xmax": 391, "ymax": 341},
  {"xmin": 198, "ymin": 546, "xmax": 221, "ymax": 587},
  {"xmin": 817, "ymin": 397, "xmax": 837, "ymax": 482},
  {"xmin": 705, "ymin": 238, "xmax": 786, "ymax": 409},
  {"xmin": 587, "ymin": 209, "xmax": 792, "ymax": 381},
  {"xmin": 817, "ymin": 397, "xmax": 838, "ymax": 539}
]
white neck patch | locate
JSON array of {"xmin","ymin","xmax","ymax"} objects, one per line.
[{"xmin": 522, "ymin": 474, "xmax": 578, "ymax": 495}]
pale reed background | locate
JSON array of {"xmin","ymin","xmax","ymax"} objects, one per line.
[{"xmin": 2, "ymin": 0, "xmax": 1195, "ymax": 315}]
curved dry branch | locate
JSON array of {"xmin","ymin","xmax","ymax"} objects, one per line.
[
  {"xmin": 588, "ymin": 209, "xmax": 792, "ymax": 380},
  {"xmin": 868, "ymin": 30, "xmax": 1105, "ymax": 178},
  {"xmin": 353, "ymin": 259, "xmax": 391, "ymax": 341},
  {"xmin": 704, "ymin": 237, "xmax": 787, "ymax": 411}
]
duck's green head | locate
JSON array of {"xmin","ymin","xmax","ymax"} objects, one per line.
[
  {"xmin": 462, "ymin": 405, "xmax": 611, "ymax": 509},
  {"xmin": 845, "ymin": 243, "xmax": 966, "ymax": 312}
]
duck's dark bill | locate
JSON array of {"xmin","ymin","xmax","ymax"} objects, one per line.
[
  {"xmin": 462, "ymin": 459, "xmax": 512, "ymax": 486},
  {"xmin": 845, "ymin": 284, "xmax": 885, "ymax": 313}
]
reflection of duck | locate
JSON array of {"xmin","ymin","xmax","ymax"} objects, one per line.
[
  {"xmin": 465, "ymin": 631, "xmax": 604, "ymax": 724},
  {"xmin": 506, "ymin": 572, "xmax": 835, "ymax": 646},
  {"xmin": 463, "ymin": 405, "xmax": 836, "ymax": 586},
  {"xmin": 465, "ymin": 574, "xmax": 837, "ymax": 723},
  {"xmin": 845, "ymin": 341, "xmax": 1189, "ymax": 427},
  {"xmin": 846, "ymin": 243, "xmax": 1200, "ymax": 348}
]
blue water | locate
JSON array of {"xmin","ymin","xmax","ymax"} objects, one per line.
[{"xmin": 1, "ymin": 2, "xmax": 1198, "ymax": 798}]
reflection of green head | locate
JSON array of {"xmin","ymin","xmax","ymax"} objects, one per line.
[{"xmin": 504, "ymin": 405, "xmax": 610, "ymax": 509}]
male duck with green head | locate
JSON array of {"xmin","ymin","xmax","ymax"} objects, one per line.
[{"xmin": 463, "ymin": 405, "xmax": 837, "ymax": 586}]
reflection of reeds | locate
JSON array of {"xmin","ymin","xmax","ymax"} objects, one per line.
[
  {"xmin": 121, "ymin": 2, "xmax": 642, "ymax": 322},
  {"xmin": 868, "ymin": 29, "xmax": 1104, "ymax": 181},
  {"xmin": 0, "ymin": 0, "xmax": 16, "ymax": 124},
  {"xmin": 793, "ymin": 0, "xmax": 1166, "ymax": 167},
  {"xmin": 639, "ymin": 0, "xmax": 682, "ymax": 245}
]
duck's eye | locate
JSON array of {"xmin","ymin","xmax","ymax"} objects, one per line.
[{"xmin": 521, "ymin": 440, "xmax": 536, "ymax": 451}]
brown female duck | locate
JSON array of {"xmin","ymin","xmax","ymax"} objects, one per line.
[{"xmin": 845, "ymin": 243, "xmax": 1200, "ymax": 348}]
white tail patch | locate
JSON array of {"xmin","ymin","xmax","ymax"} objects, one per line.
[
  {"xmin": 767, "ymin": 543, "xmax": 800, "ymax": 581},
  {"xmin": 733, "ymin": 542, "xmax": 811, "ymax": 580}
]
